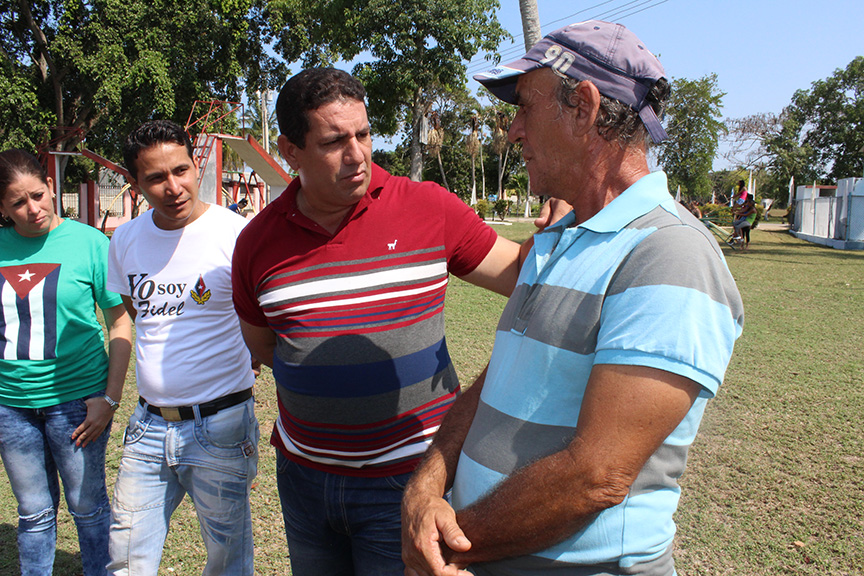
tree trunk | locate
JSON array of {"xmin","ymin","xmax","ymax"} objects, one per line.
[
  {"xmin": 479, "ymin": 141, "xmax": 486, "ymax": 199},
  {"xmin": 497, "ymin": 154, "xmax": 503, "ymax": 196},
  {"xmin": 436, "ymin": 152, "xmax": 449, "ymax": 191},
  {"xmin": 470, "ymin": 156, "xmax": 477, "ymax": 204},
  {"xmin": 497, "ymin": 147, "xmax": 510, "ymax": 196},
  {"xmin": 519, "ymin": 0, "xmax": 542, "ymax": 51},
  {"xmin": 409, "ymin": 87, "xmax": 425, "ymax": 181}
]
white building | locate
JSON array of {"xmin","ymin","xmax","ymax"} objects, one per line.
[{"xmin": 791, "ymin": 177, "xmax": 864, "ymax": 250}]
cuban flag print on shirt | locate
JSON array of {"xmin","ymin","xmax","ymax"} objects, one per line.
[{"xmin": 0, "ymin": 264, "xmax": 60, "ymax": 360}]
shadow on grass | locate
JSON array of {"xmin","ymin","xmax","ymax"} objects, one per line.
[{"xmin": 0, "ymin": 522, "xmax": 83, "ymax": 575}]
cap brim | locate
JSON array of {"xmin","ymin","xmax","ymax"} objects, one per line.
[{"xmin": 473, "ymin": 58, "xmax": 542, "ymax": 104}]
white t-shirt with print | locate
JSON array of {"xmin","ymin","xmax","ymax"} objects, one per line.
[{"xmin": 108, "ymin": 203, "xmax": 255, "ymax": 406}]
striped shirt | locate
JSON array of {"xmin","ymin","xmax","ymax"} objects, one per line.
[
  {"xmin": 232, "ymin": 164, "xmax": 497, "ymax": 476},
  {"xmin": 452, "ymin": 172, "xmax": 744, "ymax": 575}
]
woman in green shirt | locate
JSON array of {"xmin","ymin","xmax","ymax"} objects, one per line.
[{"xmin": 0, "ymin": 149, "xmax": 131, "ymax": 576}]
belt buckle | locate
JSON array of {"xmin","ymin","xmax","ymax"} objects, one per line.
[{"xmin": 160, "ymin": 407, "xmax": 183, "ymax": 422}]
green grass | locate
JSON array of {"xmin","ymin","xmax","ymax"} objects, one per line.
[{"xmin": 2, "ymin": 223, "xmax": 863, "ymax": 575}]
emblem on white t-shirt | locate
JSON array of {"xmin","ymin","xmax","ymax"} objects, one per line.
[{"xmin": 190, "ymin": 275, "xmax": 211, "ymax": 305}]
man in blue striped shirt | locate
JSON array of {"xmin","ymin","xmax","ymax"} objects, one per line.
[{"xmin": 403, "ymin": 21, "xmax": 744, "ymax": 576}]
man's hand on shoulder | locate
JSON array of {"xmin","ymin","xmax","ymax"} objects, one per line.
[{"xmin": 534, "ymin": 198, "xmax": 573, "ymax": 231}]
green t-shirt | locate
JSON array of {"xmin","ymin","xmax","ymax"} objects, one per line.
[{"xmin": 0, "ymin": 220, "xmax": 123, "ymax": 408}]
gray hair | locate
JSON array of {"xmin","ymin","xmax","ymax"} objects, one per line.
[{"xmin": 556, "ymin": 76, "xmax": 670, "ymax": 148}]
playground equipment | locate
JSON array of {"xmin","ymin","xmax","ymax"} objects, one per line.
[
  {"xmin": 186, "ymin": 100, "xmax": 292, "ymax": 212},
  {"xmin": 34, "ymin": 101, "xmax": 292, "ymax": 233},
  {"xmin": 700, "ymin": 215, "xmax": 741, "ymax": 251}
]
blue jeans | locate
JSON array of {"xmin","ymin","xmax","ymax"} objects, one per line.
[
  {"xmin": 107, "ymin": 397, "xmax": 259, "ymax": 576},
  {"xmin": 276, "ymin": 451, "xmax": 410, "ymax": 576},
  {"xmin": 0, "ymin": 392, "xmax": 111, "ymax": 576}
]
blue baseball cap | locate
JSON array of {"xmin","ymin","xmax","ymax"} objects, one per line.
[{"xmin": 474, "ymin": 20, "xmax": 668, "ymax": 143}]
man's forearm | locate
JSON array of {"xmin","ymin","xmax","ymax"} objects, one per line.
[
  {"xmin": 447, "ymin": 444, "xmax": 614, "ymax": 565},
  {"xmin": 446, "ymin": 364, "xmax": 700, "ymax": 566},
  {"xmin": 239, "ymin": 319, "xmax": 277, "ymax": 368},
  {"xmin": 401, "ymin": 369, "xmax": 489, "ymax": 576},
  {"xmin": 406, "ymin": 367, "xmax": 488, "ymax": 498}
]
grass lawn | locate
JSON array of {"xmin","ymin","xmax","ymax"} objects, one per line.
[{"xmin": 1, "ymin": 222, "xmax": 862, "ymax": 575}]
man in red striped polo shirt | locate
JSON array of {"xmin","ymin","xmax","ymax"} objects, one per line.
[{"xmin": 231, "ymin": 68, "xmax": 527, "ymax": 575}]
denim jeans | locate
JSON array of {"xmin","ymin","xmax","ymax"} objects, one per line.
[
  {"xmin": 0, "ymin": 391, "xmax": 112, "ymax": 576},
  {"xmin": 276, "ymin": 451, "xmax": 411, "ymax": 576},
  {"xmin": 107, "ymin": 397, "xmax": 259, "ymax": 576}
]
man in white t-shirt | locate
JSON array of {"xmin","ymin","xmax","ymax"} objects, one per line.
[{"xmin": 106, "ymin": 120, "xmax": 259, "ymax": 576}]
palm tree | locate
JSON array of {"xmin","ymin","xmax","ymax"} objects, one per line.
[
  {"xmin": 425, "ymin": 111, "xmax": 449, "ymax": 191},
  {"xmin": 241, "ymin": 96, "xmax": 278, "ymax": 153},
  {"xmin": 467, "ymin": 115, "xmax": 481, "ymax": 204},
  {"xmin": 491, "ymin": 110, "xmax": 513, "ymax": 197}
]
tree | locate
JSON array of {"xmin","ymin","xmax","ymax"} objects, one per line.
[
  {"xmin": 725, "ymin": 111, "xmax": 817, "ymax": 203},
  {"xmin": 269, "ymin": 0, "xmax": 508, "ymax": 180},
  {"xmin": 1, "ymin": 0, "xmax": 284, "ymax": 183},
  {"xmin": 490, "ymin": 108, "xmax": 514, "ymax": 197},
  {"xmin": 240, "ymin": 95, "xmax": 279, "ymax": 153},
  {"xmin": 509, "ymin": 170, "xmax": 529, "ymax": 213},
  {"xmin": 658, "ymin": 74, "xmax": 726, "ymax": 199},
  {"xmin": 0, "ymin": 55, "xmax": 54, "ymax": 150},
  {"xmin": 788, "ymin": 56, "xmax": 864, "ymax": 181},
  {"xmin": 518, "ymin": 0, "xmax": 541, "ymax": 51},
  {"xmin": 421, "ymin": 84, "xmax": 486, "ymax": 199}
]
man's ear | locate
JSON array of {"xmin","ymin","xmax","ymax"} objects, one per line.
[
  {"xmin": 570, "ymin": 80, "xmax": 602, "ymax": 137},
  {"xmin": 278, "ymin": 134, "xmax": 299, "ymax": 171},
  {"xmin": 127, "ymin": 176, "xmax": 139, "ymax": 194}
]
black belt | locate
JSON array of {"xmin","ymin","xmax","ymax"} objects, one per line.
[{"xmin": 139, "ymin": 388, "xmax": 253, "ymax": 422}]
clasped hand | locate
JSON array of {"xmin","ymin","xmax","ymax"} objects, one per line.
[{"xmin": 402, "ymin": 492, "xmax": 472, "ymax": 576}]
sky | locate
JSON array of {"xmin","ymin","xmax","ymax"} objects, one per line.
[{"xmin": 463, "ymin": 0, "xmax": 864, "ymax": 169}]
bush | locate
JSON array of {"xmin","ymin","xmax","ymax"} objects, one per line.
[
  {"xmin": 493, "ymin": 199, "xmax": 509, "ymax": 221},
  {"xmin": 702, "ymin": 203, "xmax": 734, "ymax": 225},
  {"xmin": 475, "ymin": 199, "xmax": 488, "ymax": 219}
]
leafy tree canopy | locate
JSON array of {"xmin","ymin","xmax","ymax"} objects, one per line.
[
  {"xmin": 790, "ymin": 56, "xmax": 864, "ymax": 182},
  {"xmin": 658, "ymin": 73, "xmax": 726, "ymax": 199},
  {"xmin": 267, "ymin": 0, "xmax": 508, "ymax": 179},
  {"xmin": 0, "ymin": 0, "xmax": 285, "ymax": 161},
  {"xmin": 725, "ymin": 111, "xmax": 817, "ymax": 203}
]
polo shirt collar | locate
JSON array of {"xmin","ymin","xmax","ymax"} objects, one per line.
[
  {"xmin": 368, "ymin": 162, "xmax": 391, "ymax": 195},
  {"xmin": 548, "ymin": 171, "xmax": 674, "ymax": 235}
]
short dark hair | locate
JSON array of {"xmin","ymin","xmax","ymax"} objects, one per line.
[
  {"xmin": 0, "ymin": 149, "xmax": 50, "ymax": 226},
  {"xmin": 556, "ymin": 77, "xmax": 671, "ymax": 148},
  {"xmin": 124, "ymin": 120, "xmax": 195, "ymax": 179},
  {"xmin": 276, "ymin": 68, "xmax": 367, "ymax": 149}
]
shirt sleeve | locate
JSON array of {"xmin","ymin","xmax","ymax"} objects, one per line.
[
  {"xmin": 231, "ymin": 225, "xmax": 270, "ymax": 327},
  {"xmin": 91, "ymin": 228, "xmax": 123, "ymax": 309},
  {"xmin": 438, "ymin": 187, "xmax": 498, "ymax": 277},
  {"xmin": 594, "ymin": 224, "xmax": 744, "ymax": 395},
  {"xmin": 106, "ymin": 226, "xmax": 129, "ymax": 296}
]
